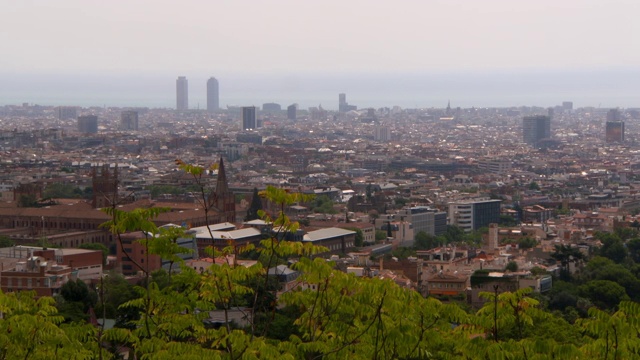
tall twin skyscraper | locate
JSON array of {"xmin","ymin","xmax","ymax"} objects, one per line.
[
  {"xmin": 175, "ymin": 76, "xmax": 219, "ymax": 112},
  {"xmin": 176, "ymin": 76, "xmax": 188, "ymax": 110},
  {"xmin": 207, "ymin": 77, "xmax": 219, "ymax": 111}
]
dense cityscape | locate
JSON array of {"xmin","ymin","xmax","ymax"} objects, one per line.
[
  {"xmin": 2, "ymin": 74, "xmax": 640, "ymax": 355},
  {"xmin": 4, "ymin": 0, "xmax": 640, "ymax": 358}
]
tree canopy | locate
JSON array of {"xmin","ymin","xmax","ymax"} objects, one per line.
[{"xmin": 0, "ymin": 235, "xmax": 14, "ymax": 248}]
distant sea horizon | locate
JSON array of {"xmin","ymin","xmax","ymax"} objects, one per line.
[{"xmin": 1, "ymin": 69, "xmax": 639, "ymax": 110}]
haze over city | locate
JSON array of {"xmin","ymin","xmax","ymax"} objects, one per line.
[{"xmin": 2, "ymin": 0, "xmax": 640, "ymax": 108}]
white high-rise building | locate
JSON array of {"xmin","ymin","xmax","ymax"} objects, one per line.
[{"xmin": 448, "ymin": 199, "xmax": 502, "ymax": 232}]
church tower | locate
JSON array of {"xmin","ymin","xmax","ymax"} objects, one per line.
[
  {"xmin": 92, "ymin": 164, "xmax": 118, "ymax": 208},
  {"xmin": 208, "ymin": 157, "xmax": 236, "ymax": 223}
]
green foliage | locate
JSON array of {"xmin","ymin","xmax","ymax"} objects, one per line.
[
  {"xmin": 43, "ymin": 182, "xmax": 88, "ymax": 199},
  {"xmin": 517, "ymin": 236, "xmax": 538, "ymax": 249},
  {"xmin": 147, "ymin": 184, "xmax": 186, "ymax": 198},
  {"xmin": 576, "ymin": 302, "xmax": 640, "ymax": 359},
  {"xmin": 95, "ymin": 272, "xmax": 139, "ymax": 325},
  {"xmin": 18, "ymin": 193, "xmax": 38, "ymax": 207},
  {"xmin": 253, "ymin": 306, "xmax": 300, "ymax": 340},
  {"xmin": 580, "ymin": 256, "xmax": 640, "ymax": 301},
  {"xmin": 387, "ymin": 246, "xmax": 416, "ymax": 260},
  {"xmin": 442, "ymin": 224, "xmax": 466, "ymax": 244},
  {"xmin": 579, "ymin": 280, "xmax": 629, "ymax": 309},
  {"xmin": 140, "ymin": 225, "xmax": 193, "ymax": 274},
  {"xmin": 499, "ymin": 214, "xmax": 518, "ymax": 226},
  {"xmin": 415, "ymin": 231, "xmax": 440, "ymax": 250},
  {"xmin": 0, "ymin": 235, "xmax": 14, "ymax": 248},
  {"xmin": 627, "ymin": 237, "xmax": 640, "ymax": 263},
  {"xmin": 312, "ymin": 195, "xmax": 337, "ymax": 214},
  {"xmin": 529, "ymin": 266, "xmax": 548, "ymax": 276},
  {"xmin": 6, "ymin": 254, "xmax": 640, "ymax": 359},
  {"xmin": 101, "ymin": 206, "xmax": 169, "ymax": 238},
  {"xmin": 505, "ymin": 261, "xmax": 518, "ymax": 272},
  {"xmin": 501, "ymin": 236, "xmax": 538, "ymax": 249},
  {"xmin": 60, "ymin": 279, "xmax": 97, "ymax": 312},
  {"xmin": 0, "ymin": 291, "xmax": 98, "ymax": 358},
  {"xmin": 57, "ymin": 278, "xmax": 98, "ymax": 322},
  {"xmin": 475, "ymin": 287, "xmax": 542, "ymax": 341},
  {"xmin": 35, "ymin": 236, "xmax": 58, "ymax": 248},
  {"xmin": 375, "ymin": 230, "xmax": 387, "ymax": 241},
  {"xmin": 596, "ymin": 232, "xmax": 629, "ymax": 263},
  {"xmin": 282, "ymin": 257, "xmax": 470, "ymax": 359}
]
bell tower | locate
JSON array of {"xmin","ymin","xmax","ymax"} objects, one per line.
[
  {"xmin": 208, "ymin": 157, "xmax": 236, "ymax": 223},
  {"xmin": 92, "ymin": 164, "xmax": 118, "ymax": 208}
]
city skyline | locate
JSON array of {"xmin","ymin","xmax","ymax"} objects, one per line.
[
  {"xmin": 3, "ymin": 1, "xmax": 640, "ymax": 109},
  {"xmin": 3, "ymin": 2, "xmax": 640, "ymax": 352},
  {"xmin": 3, "ymin": 69, "xmax": 640, "ymax": 110}
]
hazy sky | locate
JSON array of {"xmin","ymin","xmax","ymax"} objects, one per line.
[
  {"xmin": 2, "ymin": 1, "xmax": 640, "ymax": 108},
  {"xmin": 3, "ymin": 0, "xmax": 639, "ymax": 75}
]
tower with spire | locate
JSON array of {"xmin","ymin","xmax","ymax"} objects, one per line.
[{"xmin": 208, "ymin": 157, "xmax": 236, "ymax": 223}]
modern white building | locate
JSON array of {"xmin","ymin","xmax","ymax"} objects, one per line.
[
  {"xmin": 398, "ymin": 206, "xmax": 447, "ymax": 237},
  {"xmin": 448, "ymin": 199, "xmax": 502, "ymax": 232}
]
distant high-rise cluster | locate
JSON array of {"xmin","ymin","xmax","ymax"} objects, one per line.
[
  {"xmin": 77, "ymin": 115, "xmax": 98, "ymax": 134},
  {"xmin": 373, "ymin": 125, "xmax": 390, "ymax": 142},
  {"xmin": 522, "ymin": 115, "xmax": 551, "ymax": 148},
  {"xmin": 606, "ymin": 109, "xmax": 624, "ymax": 143},
  {"xmin": 207, "ymin": 77, "xmax": 219, "ymax": 112},
  {"xmin": 57, "ymin": 106, "xmax": 77, "ymax": 120},
  {"xmin": 242, "ymin": 106, "xmax": 257, "ymax": 130},
  {"xmin": 262, "ymin": 103, "xmax": 281, "ymax": 112},
  {"xmin": 338, "ymin": 93, "xmax": 357, "ymax": 112},
  {"xmin": 607, "ymin": 108, "xmax": 622, "ymax": 122},
  {"xmin": 120, "ymin": 110, "xmax": 139, "ymax": 131},
  {"xmin": 176, "ymin": 76, "xmax": 188, "ymax": 110}
]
